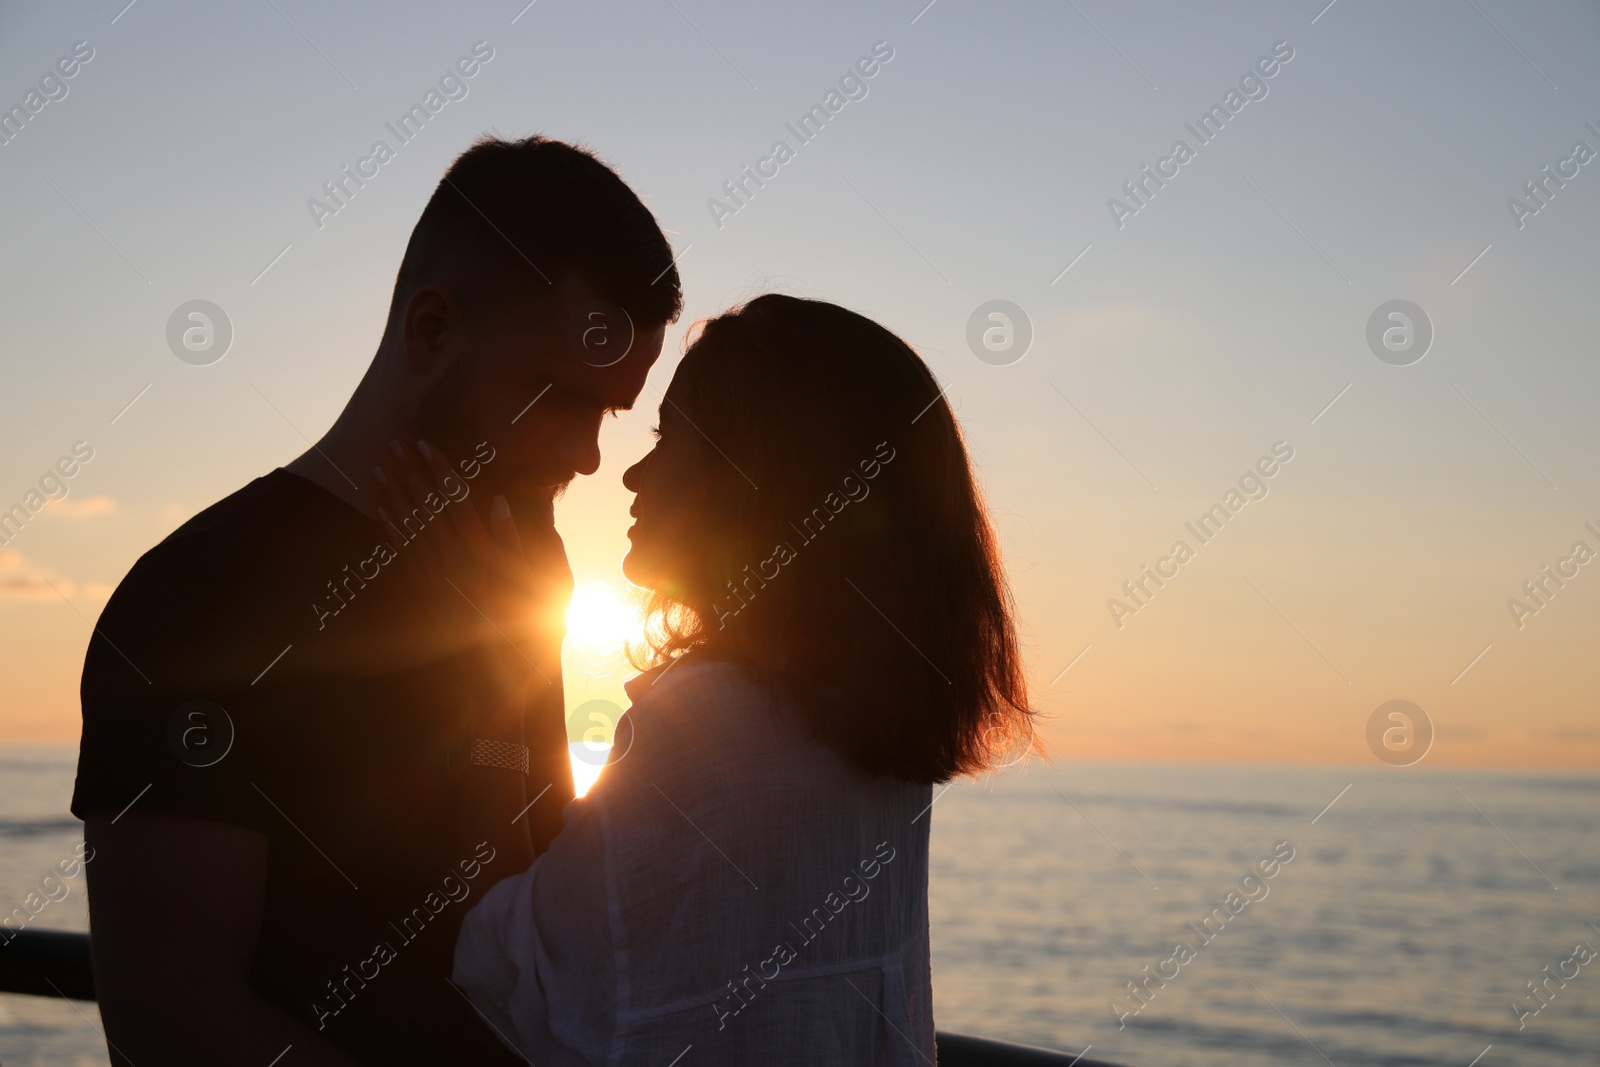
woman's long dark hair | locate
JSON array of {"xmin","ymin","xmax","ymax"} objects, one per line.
[{"xmin": 637, "ymin": 294, "xmax": 1038, "ymax": 784}]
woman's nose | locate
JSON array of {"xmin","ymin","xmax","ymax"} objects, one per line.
[{"xmin": 622, "ymin": 455, "xmax": 647, "ymax": 492}]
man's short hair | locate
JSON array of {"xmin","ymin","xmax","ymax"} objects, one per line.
[{"xmin": 389, "ymin": 135, "xmax": 683, "ymax": 329}]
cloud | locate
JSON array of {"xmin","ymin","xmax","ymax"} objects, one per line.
[
  {"xmin": 0, "ymin": 551, "xmax": 60, "ymax": 601},
  {"xmin": 40, "ymin": 494, "xmax": 116, "ymax": 518},
  {"xmin": 0, "ymin": 550, "xmax": 110, "ymax": 602}
]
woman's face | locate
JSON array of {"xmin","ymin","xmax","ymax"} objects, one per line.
[{"xmin": 621, "ymin": 400, "xmax": 713, "ymax": 594}]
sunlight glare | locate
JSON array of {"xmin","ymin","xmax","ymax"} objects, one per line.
[
  {"xmin": 566, "ymin": 582, "xmax": 639, "ymax": 651},
  {"xmin": 569, "ymin": 752, "xmax": 607, "ymax": 797}
]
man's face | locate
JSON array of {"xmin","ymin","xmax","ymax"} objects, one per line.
[{"xmin": 414, "ymin": 273, "xmax": 666, "ymax": 500}]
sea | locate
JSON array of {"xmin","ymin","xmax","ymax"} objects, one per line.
[{"xmin": 2, "ymin": 745, "xmax": 1597, "ymax": 1066}]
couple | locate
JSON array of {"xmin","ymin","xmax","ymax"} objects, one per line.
[{"xmin": 71, "ymin": 135, "xmax": 1035, "ymax": 1065}]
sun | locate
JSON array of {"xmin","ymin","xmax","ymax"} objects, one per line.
[
  {"xmin": 562, "ymin": 581, "xmax": 644, "ymax": 797},
  {"xmin": 565, "ymin": 582, "xmax": 641, "ymax": 651}
]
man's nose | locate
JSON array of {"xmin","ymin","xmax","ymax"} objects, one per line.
[{"xmin": 558, "ymin": 426, "xmax": 603, "ymax": 478}]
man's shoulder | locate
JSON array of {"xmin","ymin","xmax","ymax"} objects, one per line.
[
  {"xmin": 136, "ymin": 469, "xmax": 314, "ymax": 570},
  {"xmin": 105, "ymin": 470, "xmax": 348, "ymax": 620},
  {"xmin": 73, "ymin": 470, "xmax": 377, "ymax": 825},
  {"xmin": 85, "ymin": 469, "xmax": 362, "ymax": 689}
]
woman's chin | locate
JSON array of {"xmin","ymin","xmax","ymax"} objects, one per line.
[
  {"xmin": 622, "ymin": 552, "xmax": 694, "ymax": 602},
  {"xmin": 620, "ymin": 549, "xmax": 655, "ymax": 591}
]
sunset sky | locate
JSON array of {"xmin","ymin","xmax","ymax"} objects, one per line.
[{"xmin": 1, "ymin": 0, "xmax": 1596, "ymax": 769}]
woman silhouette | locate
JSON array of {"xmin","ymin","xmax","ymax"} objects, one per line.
[{"xmin": 454, "ymin": 294, "xmax": 1038, "ymax": 1065}]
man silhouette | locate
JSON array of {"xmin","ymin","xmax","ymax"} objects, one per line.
[{"xmin": 71, "ymin": 136, "xmax": 681, "ymax": 1065}]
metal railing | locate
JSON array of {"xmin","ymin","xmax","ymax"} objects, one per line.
[
  {"xmin": 0, "ymin": 928, "xmax": 1126, "ymax": 1065},
  {"xmin": 0, "ymin": 927, "xmax": 94, "ymax": 1001}
]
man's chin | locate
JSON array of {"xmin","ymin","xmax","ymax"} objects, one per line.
[{"xmin": 506, "ymin": 475, "xmax": 574, "ymax": 502}]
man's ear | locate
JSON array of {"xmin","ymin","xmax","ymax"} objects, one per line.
[{"xmin": 401, "ymin": 285, "xmax": 460, "ymax": 376}]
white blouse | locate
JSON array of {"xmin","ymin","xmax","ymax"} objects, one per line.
[{"xmin": 452, "ymin": 658, "xmax": 937, "ymax": 1066}]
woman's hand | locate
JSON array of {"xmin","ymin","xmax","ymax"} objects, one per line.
[{"xmin": 371, "ymin": 438, "xmax": 570, "ymax": 729}]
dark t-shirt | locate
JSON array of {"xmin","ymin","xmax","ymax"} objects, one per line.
[{"xmin": 71, "ymin": 468, "xmax": 573, "ymax": 1064}]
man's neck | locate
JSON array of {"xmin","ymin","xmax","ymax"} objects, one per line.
[{"xmin": 283, "ymin": 406, "xmax": 398, "ymax": 523}]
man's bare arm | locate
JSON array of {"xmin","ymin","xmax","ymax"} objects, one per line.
[{"xmin": 84, "ymin": 811, "xmax": 361, "ymax": 1067}]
